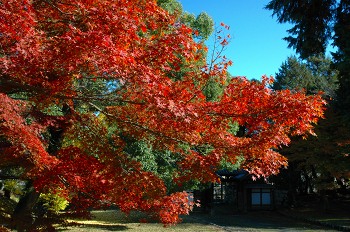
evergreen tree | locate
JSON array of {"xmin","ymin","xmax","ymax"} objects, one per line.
[
  {"xmin": 271, "ymin": 55, "xmax": 349, "ymax": 195},
  {"xmin": 272, "ymin": 55, "xmax": 339, "ymax": 98}
]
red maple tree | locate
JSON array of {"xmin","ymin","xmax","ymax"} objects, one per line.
[{"xmin": 0, "ymin": 0, "xmax": 325, "ymax": 229}]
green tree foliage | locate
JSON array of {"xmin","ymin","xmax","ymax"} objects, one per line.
[
  {"xmin": 272, "ymin": 55, "xmax": 339, "ymax": 98},
  {"xmin": 157, "ymin": 0, "xmax": 214, "ymax": 41},
  {"xmin": 157, "ymin": 0, "xmax": 183, "ymax": 15},
  {"xmin": 189, "ymin": 12, "xmax": 215, "ymax": 41},
  {"xmin": 202, "ymin": 75, "xmax": 226, "ymax": 102},
  {"xmin": 38, "ymin": 192, "xmax": 69, "ymax": 213}
]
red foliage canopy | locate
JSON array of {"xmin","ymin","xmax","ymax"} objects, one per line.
[{"xmin": 0, "ymin": 0, "xmax": 325, "ymax": 224}]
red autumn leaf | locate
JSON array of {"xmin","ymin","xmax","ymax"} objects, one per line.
[{"xmin": 141, "ymin": 25, "xmax": 147, "ymax": 33}]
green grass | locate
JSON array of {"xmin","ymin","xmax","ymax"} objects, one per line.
[{"xmin": 57, "ymin": 210, "xmax": 224, "ymax": 231}]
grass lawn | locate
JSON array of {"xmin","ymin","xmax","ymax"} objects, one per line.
[{"xmin": 57, "ymin": 210, "xmax": 224, "ymax": 231}]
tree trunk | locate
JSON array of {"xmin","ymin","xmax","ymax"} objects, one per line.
[{"xmin": 12, "ymin": 185, "xmax": 40, "ymax": 231}]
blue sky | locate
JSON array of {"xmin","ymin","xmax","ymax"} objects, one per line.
[{"xmin": 178, "ymin": 0, "xmax": 295, "ymax": 80}]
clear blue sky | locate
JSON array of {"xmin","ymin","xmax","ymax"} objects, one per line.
[{"xmin": 178, "ymin": 0, "xmax": 295, "ymax": 80}]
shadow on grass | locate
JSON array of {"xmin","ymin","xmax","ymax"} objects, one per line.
[
  {"xmin": 58, "ymin": 223, "xmax": 128, "ymax": 231},
  {"xmin": 189, "ymin": 211, "xmax": 341, "ymax": 231}
]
